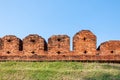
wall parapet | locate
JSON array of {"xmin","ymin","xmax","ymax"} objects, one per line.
[{"xmin": 0, "ymin": 30, "xmax": 120, "ymax": 61}]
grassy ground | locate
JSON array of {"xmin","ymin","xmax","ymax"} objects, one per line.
[{"xmin": 0, "ymin": 61, "xmax": 120, "ymax": 80}]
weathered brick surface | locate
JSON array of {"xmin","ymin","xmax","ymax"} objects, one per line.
[
  {"xmin": 23, "ymin": 34, "xmax": 47, "ymax": 56},
  {"xmin": 2, "ymin": 35, "xmax": 22, "ymax": 56},
  {"xmin": 98, "ymin": 40, "xmax": 120, "ymax": 55},
  {"xmin": 0, "ymin": 30, "xmax": 119, "ymax": 61},
  {"xmin": 0, "ymin": 38, "xmax": 2, "ymax": 50},
  {"xmin": 73, "ymin": 30, "xmax": 96, "ymax": 55},
  {"xmin": 48, "ymin": 35, "xmax": 70, "ymax": 55}
]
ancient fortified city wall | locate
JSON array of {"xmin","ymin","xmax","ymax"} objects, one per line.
[{"xmin": 0, "ymin": 30, "xmax": 120, "ymax": 61}]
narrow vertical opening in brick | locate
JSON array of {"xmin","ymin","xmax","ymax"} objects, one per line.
[
  {"xmin": 6, "ymin": 51, "xmax": 10, "ymax": 54},
  {"xmin": 84, "ymin": 50, "xmax": 87, "ymax": 54},
  {"xmin": 44, "ymin": 40, "xmax": 48, "ymax": 51},
  {"xmin": 57, "ymin": 51, "xmax": 61, "ymax": 54},
  {"xmin": 57, "ymin": 38, "xmax": 61, "ymax": 41},
  {"xmin": 19, "ymin": 40, "xmax": 23, "ymax": 51},
  {"xmin": 7, "ymin": 39, "xmax": 12, "ymax": 42},
  {"xmin": 31, "ymin": 51, "xmax": 35, "ymax": 54},
  {"xmin": 110, "ymin": 51, "xmax": 114, "ymax": 53},
  {"xmin": 83, "ymin": 37, "xmax": 86, "ymax": 41},
  {"xmin": 30, "ymin": 39, "xmax": 35, "ymax": 43}
]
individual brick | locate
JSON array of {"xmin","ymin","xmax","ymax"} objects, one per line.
[
  {"xmin": 73, "ymin": 30, "xmax": 97, "ymax": 55},
  {"xmin": 23, "ymin": 34, "xmax": 47, "ymax": 55},
  {"xmin": 98, "ymin": 40, "xmax": 120, "ymax": 55},
  {"xmin": 48, "ymin": 35, "xmax": 70, "ymax": 55}
]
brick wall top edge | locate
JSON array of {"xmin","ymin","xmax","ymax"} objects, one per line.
[
  {"xmin": 73, "ymin": 30, "xmax": 96, "ymax": 40},
  {"xmin": 98, "ymin": 40, "xmax": 120, "ymax": 50},
  {"xmin": 74, "ymin": 30, "xmax": 96, "ymax": 36},
  {"xmin": 49, "ymin": 35, "xmax": 70, "ymax": 39},
  {"xmin": 2, "ymin": 35, "xmax": 21, "ymax": 40},
  {"xmin": 23, "ymin": 34, "xmax": 45, "ymax": 40},
  {"xmin": 3, "ymin": 35, "xmax": 18, "ymax": 38},
  {"xmin": 100, "ymin": 40, "xmax": 120, "ymax": 46}
]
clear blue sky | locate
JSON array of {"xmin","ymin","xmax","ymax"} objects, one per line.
[{"xmin": 0, "ymin": 0, "xmax": 120, "ymax": 49}]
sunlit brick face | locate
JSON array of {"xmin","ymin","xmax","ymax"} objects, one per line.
[
  {"xmin": 2, "ymin": 35, "xmax": 22, "ymax": 54},
  {"xmin": 73, "ymin": 30, "xmax": 97, "ymax": 55},
  {"xmin": 48, "ymin": 35, "xmax": 70, "ymax": 54},
  {"xmin": 98, "ymin": 41, "xmax": 120, "ymax": 55},
  {"xmin": 23, "ymin": 34, "xmax": 47, "ymax": 55}
]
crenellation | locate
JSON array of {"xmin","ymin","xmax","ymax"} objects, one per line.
[
  {"xmin": 73, "ymin": 30, "xmax": 96, "ymax": 55},
  {"xmin": 23, "ymin": 34, "xmax": 47, "ymax": 56},
  {"xmin": 98, "ymin": 40, "xmax": 120, "ymax": 55},
  {"xmin": 48, "ymin": 35, "xmax": 70, "ymax": 55},
  {"xmin": 0, "ymin": 30, "xmax": 119, "ymax": 61},
  {"xmin": 2, "ymin": 35, "xmax": 21, "ymax": 56}
]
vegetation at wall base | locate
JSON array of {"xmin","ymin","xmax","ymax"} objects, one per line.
[{"xmin": 0, "ymin": 61, "xmax": 120, "ymax": 80}]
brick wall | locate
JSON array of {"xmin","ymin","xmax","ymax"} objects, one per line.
[
  {"xmin": 73, "ymin": 30, "xmax": 96, "ymax": 55},
  {"xmin": 0, "ymin": 30, "xmax": 119, "ymax": 61},
  {"xmin": 0, "ymin": 38, "xmax": 2, "ymax": 50},
  {"xmin": 2, "ymin": 35, "xmax": 21, "ymax": 56},
  {"xmin": 23, "ymin": 34, "xmax": 47, "ymax": 56},
  {"xmin": 98, "ymin": 40, "xmax": 120, "ymax": 55},
  {"xmin": 48, "ymin": 35, "xmax": 70, "ymax": 55}
]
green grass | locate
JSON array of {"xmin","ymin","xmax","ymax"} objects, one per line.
[{"xmin": 0, "ymin": 61, "xmax": 120, "ymax": 80}]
